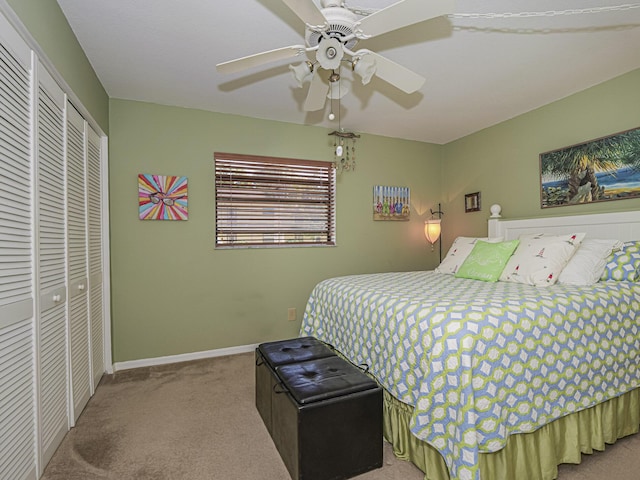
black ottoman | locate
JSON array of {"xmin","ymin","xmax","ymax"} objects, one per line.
[
  {"xmin": 271, "ymin": 356, "xmax": 383, "ymax": 480},
  {"xmin": 255, "ymin": 337, "xmax": 335, "ymax": 434}
]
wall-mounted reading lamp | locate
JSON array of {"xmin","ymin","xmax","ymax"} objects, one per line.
[{"xmin": 424, "ymin": 203, "xmax": 444, "ymax": 263}]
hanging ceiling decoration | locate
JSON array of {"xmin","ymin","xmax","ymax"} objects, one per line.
[
  {"xmin": 326, "ymin": 73, "xmax": 359, "ymax": 172},
  {"xmin": 329, "ymin": 128, "xmax": 359, "ymax": 172},
  {"xmin": 216, "ymin": 0, "xmax": 455, "ymax": 111}
]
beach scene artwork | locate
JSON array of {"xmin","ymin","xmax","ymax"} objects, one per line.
[
  {"xmin": 540, "ymin": 127, "xmax": 640, "ymax": 208},
  {"xmin": 373, "ymin": 185, "xmax": 410, "ymax": 221}
]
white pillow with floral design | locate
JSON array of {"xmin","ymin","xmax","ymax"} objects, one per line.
[
  {"xmin": 499, "ymin": 232, "xmax": 585, "ymax": 286},
  {"xmin": 435, "ymin": 236, "xmax": 503, "ymax": 275}
]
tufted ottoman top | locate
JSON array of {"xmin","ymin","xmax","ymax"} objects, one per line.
[
  {"xmin": 275, "ymin": 356, "xmax": 379, "ymax": 405},
  {"xmin": 258, "ymin": 336, "xmax": 335, "ymax": 369}
]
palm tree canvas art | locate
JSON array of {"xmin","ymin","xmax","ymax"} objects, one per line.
[{"xmin": 540, "ymin": 127, "xmax": 640, "ymax": 208}]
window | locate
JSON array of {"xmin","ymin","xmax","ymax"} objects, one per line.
[{"xmin": 214, "ymin": 152, "xmax": 336, "ymax": 248}]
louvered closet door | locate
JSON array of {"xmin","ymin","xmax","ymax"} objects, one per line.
[
  {"xmin": 66, "ymin": 104, "xmax": 90, "ymax": 422},
  {"xmin": 86, "ymin": 126, "xmax": 104, "ymax": 389},
  {"xmin": 36, "ymin": 65, "xmax": 68, "ymax": 469},
  {"xmin": 0, "ymin": 13, "xmax": 37, "ymax": 480}
]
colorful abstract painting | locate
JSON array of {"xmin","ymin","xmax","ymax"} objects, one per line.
[{"xmin": 138, "ymin": 174, "xmax": 188, "ymax": 220}]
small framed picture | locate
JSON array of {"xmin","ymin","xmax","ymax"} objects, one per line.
[
  {"xmin": 373, "ymin": 185, "xmax": 410, "ymax": 221},
  {"xmin": 465, "ymin": 192, "xmax": 480, "ymax": 213},
  {"xmin": 138, "ymin": 173, "xmax": 188, "ymax": 220}
]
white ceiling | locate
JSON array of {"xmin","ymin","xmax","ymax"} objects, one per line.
[{"xmin": 55, "ymin": 0, "xmax": 640, "ymax": 144}]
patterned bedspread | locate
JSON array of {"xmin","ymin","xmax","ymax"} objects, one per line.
[{"xmin": 300, "ymin": 271, "xmax": 640, "ymax": 480}]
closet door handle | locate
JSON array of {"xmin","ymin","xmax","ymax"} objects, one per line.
[
  {"xmin": 52, "ymin": 294, "xmax": 62, "ymax": 303},
  {"xmin": 78, "ymin": 284, "xmax": 86, "ymax": 291}
]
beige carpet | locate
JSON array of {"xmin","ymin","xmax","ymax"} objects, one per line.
[{"xmin": 42, "ymin": 352, "xmax": 640, "ymax": 480}]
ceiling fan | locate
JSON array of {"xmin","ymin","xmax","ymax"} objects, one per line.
[{"xmin": 216, "ymin": 0, "xmax": 455, "ymax": 111}]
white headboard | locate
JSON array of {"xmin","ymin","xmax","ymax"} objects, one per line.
[{"xmin": 488, "ymin": 205, "xmax": 640, "ymax": 242}]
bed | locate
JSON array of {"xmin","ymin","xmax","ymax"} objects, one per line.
[{"xmin": 300, "ymin": 207, "xmax": 640, "ymax": 480}]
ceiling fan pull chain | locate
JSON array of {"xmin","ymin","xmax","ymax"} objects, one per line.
[{"xmin": 328, "ymin": 80, "xmax": 336, "ymax": 121}]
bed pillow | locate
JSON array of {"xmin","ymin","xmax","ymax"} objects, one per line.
[
  {"xmin": 558, "ymin": 239, "xmax": 624, "ymax": 285},
  {"xmin": 436, "ymin": 236, "xmax": 504, "ymax": 275},
  {"xmin": 499, "ymin": 232, "xmax": 585, "ymax": 286},
  {"xmin": 600, "ymin": 241, "xmax": 640, "ymax": 281},
  {"xmin": 454, "ymin": 240, "xmax": 520, "ymax": 282}
]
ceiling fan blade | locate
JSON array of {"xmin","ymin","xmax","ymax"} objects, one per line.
[
  {"xmin": 356, "ymin": 50, "xmax": 425, "ymax": 93},
  {"xmin": 356, "ymin": 0, "xmax": 455, "ymax": 38},
  {"xmin": 281, "ymin": 0, "xmax": 327, "ymax": 28},
  {"xmin": 303, "ymin": 71, "xmax": 329, "ymax": 111},
  {"xmin": 216, "ymin": 45, "xmax": 306, "ymax": 74}
]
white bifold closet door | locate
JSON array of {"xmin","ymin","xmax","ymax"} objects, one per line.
[
  {"xmin": 87, "ymin": 126, "xmax": 103, "ymax": 390},
  {"xmin": 36, "ymin": 64, "xmax": 68, "ymax": 469},
  {"xmin": 0, "ymin": 18, "xmax": 37, "ymax": 480},
  {"xmin": 66, "ymin": 104, "xmax": 91, "ymax": 422},
  {"xmin": 0, "ymin": 8, "xmax": 108, "ymax": 479}
]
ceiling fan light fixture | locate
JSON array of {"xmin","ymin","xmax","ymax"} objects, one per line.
[
  {"xmin": 353, "ymin": 54, "xmax": 377, "ymax": 85},
  {"xmin": 316, "ymin": 37, "xmax": 344, "ymax": 70},
  {"xmin": 218, "ymin": 0, "xmax": 454, "ymax": 112},
  {"xmin": 290, "ymin": 61, "xmax": 313, "ymax": 87}
]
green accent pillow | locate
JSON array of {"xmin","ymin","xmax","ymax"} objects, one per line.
[{"xmin": 454, "ymin": 240, "xmax": 520, "ymax": 282}]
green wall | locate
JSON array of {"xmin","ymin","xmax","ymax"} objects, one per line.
[
  {"xmin": 109, "ymin": 100, "xmax": 443, "ymax": 362},
  {"xmin": 441, "ymin": 68, "xmax": 640, "ymax": 246},
  {"xmin": 7, "ymin": 0, "xmax": 109, "ymax": 132},
  {"xmin": 8, "ymin": 0, "xmax": 640, "ymax": 364}
]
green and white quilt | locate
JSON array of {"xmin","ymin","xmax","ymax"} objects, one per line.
[{"xmin": 300, "ymin": 271, "xmax": 640, "ymax": 480}]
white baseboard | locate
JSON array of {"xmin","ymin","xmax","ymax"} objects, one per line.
[{"xmin": 112, "ymin": 343, "xmax": 260, "ymax": 372}]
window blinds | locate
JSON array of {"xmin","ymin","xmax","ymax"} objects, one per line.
[{"xmin": 215, "ymin": 153, "xmax": 336, "ymax": 247}]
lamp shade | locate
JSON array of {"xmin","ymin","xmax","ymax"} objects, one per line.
[
  {"xmin": 353, "ymin": 54, "xmax": 376, "ymax": 85},
  {"xmin": 316, "ymin": 37, "xmax": 343, "ymax": 70},
  {"xmin": 424, "ymin": 218, "xmax": 441, "ymax": 245},
  {"xmin": 289, "ymin": 62, "xmax": 313, "ymax": 87}
]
